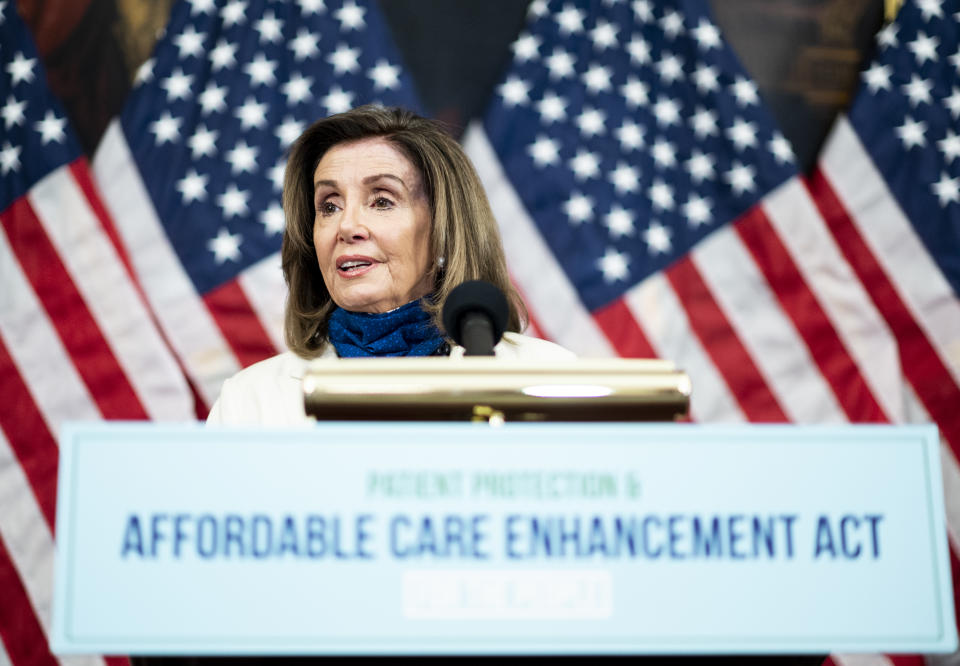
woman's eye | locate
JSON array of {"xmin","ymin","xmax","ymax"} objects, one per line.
[
  {"xmin": 373, "ymin": 196, "xmax": 394, "ymax": 209},
  {"xmin": 318, "ymin": 201, "xmax": 339, "ymax": 216}
]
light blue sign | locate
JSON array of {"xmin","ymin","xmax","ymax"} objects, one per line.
[{"xmin": 52, "ymin": 422, "xmax": 955, "ymax": 655}]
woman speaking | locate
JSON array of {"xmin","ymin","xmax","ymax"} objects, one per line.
[{"xmin": 208, "ymin": 106, "xmax": 573, "ymax": 425}]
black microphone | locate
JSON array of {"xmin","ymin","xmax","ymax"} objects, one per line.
[{"xmin": 441, "ymin": 280, "xmax": 509, "ymax": 356}]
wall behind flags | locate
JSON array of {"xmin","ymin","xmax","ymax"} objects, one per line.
[{"xmin": 18, "ymin": 0, "xmax": 883, "ymax": 171}]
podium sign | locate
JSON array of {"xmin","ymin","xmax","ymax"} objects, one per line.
[{"xmin": 52, "ymin": 422, "xmax": 955, "ymax": 655}]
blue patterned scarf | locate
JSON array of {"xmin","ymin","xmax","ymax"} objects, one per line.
[{"xmin": 327, "ymin": 299, "xmax": 446, "ymax": 357}]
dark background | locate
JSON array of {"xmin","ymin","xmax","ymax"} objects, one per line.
[{"xmin": 16, "ymin": 0, "xmax": 885, "ymax": 172}]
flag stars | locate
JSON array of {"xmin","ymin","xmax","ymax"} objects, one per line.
[
  {"xmin": 328, "ymin": 44, "xmax": 360, "ymax": 74},
  {"xmin": 255, "ymin": 11, "xmax": 283, "ymax": 42},
  {"xmin": 245, "ymin": 53, "xmax": 278, "ymax": 86},
  {"xmin": 276, "ymin": 117, "xmax": 305, "ymax": 147},
  {"xmin": 499, "ymin": 76, "xmax": 531, "ymax": 106},
  {"xmin": 932, "ymin": 172, "xmax": 960, "ymax": 206},
  {"xmin": 730, "ymin": 76, "xmax": 760, "ymax": 106},
  {"xmin": 938, "ymin": 130, "xmax": 960, "ymax": 163},
  {"xmin": 226, "ymin": 140, "xmax": 259, "ymax": 174},
  {"xmin": 943, "ymin": 87, "xmax": 960, "ymax": 118},
  {"xmin": 135, "ymin": 58, "xmax": 155, "ymax": 84},
  {"xmin": 545, "ymin": 48, "xmax": 576, "ymax": 79},
  {"xmin": 632, "ymin": 0, "xmax": 654, "ymax": 22},
  {"xmin": 598, "ymin": 247, "xmax": 630, "ymax": 283},
  {"xmin": 199, "ymin": 83, "xmax": 228, "ymax": 114},
  {"xmin": 686, "ymin": 150, "xmax": 716, "ymax": 183},
  {"xmin": 6, "ymin": 51, "xmax": 36, "ymax": 85},
  {"xmin": 877, "ymin": 22, "xmax": 897, "ymax": 48},
  {"xmin": 726, "ymin": 117, "xmax": 758, "ymax": 150},
  {"xmin": 627, "ymin": 36, "xmax": 651, "ymax": 65},
  {"xmin": 150, "ymin": 112, "xmax": 181, "ymax": 144},
  {"xmin": 174, "ymin": 25, "xmax": 206, "ymax": 58},
  {"xmin": 863, "ymin": 63, "xmax": 892, "ymax": 93},
  {"xmin": 896, "ymin": 116, "xmax": 927, "ymax": 149},
  {"xmin": 322, "ymin": 86, "xmax": 354, "ymax": 114},
  {"xmin": 652, "ymin": 96, "xmax": 681, "ymax": 126},
  {"xmin": 621, "ymin": 77, "xmax": 649, "ymax": 107},
  {"xmin": 610, "ymin": 162, "xmax": 640, "ymax": 193},
  {"xmin": 269, "ymin": 160, "xmax": 286, "ymax": 191},
  {"xmin": 34, "ymin": 110, "xmax": 66, "ymax": 144},
  {"xmin": 682, "ymin": 193, "xmax": 712, "ymax": 227},
  {"xmin": 177, "ymin": 169, "xmax": 208, "ymax": 203},
  {"xmin": 210, "ymin": 39, "xmax": 238, "ymax": 70},
  {"xmin": 512, "ymin": 33, "xmax": 541, "ymax": 61},
  {"xmin": 537, "ymin": 91, "xmax": 568, "ymax": 123},
  {"xmin": 217, "ymin": 186, "xmax": 250, "ymax": 219},
  {"xmin": 298, "ymin": 0, "xmax": 325, "ymax": 15},
  {"xmin": 187, "ymin": 0, "xmax": 215, "ymax": 14},
  {"xmin": 208, "ymin": 227, "xmax": 243, "ymax": 263},
  {"xmin": 564, "ymin": 191, "xmax": 594, "ymax": 224},
  {"xmin": 901, "ymin": 74, "xmax": 933, "ymax": 106},
  {"xmin": 690, "ymin": 107, "xmax": 718, "ymax": 137},
  {"xmin": 693, "ymin": 64, "xmax": 720, "ymax": 93},
  {"xmin": 188, "ymin": 124, "xmax": 218, "ymax": 158},
  {"xmin": 161, "ymin": 68, "xmax": 194, "ymax": 101},
  {"xmin": 604, "ymin": 205, "xmax": 635, "ymax": 238},
  {"xmin": 0, "ymin": 142, "xmax": 21, "ymax": 175},
  {"xmin": 648, "ymin": 179, "xmax": 675, "ymax": 210},
  {"xmin": 651, "ymin": 138, "xmax": 677, "ymax": 168},
  {"xmin": 908, "ymin": 32, "xmax": 940, "ymax": 65},
  {"xmin": 656, "ymin": 53, "xmax": 684, "ymax": 84},
  {"xmin": 916, "ymin": 0, "xmax": 944, "ymax": 21},
  {"xmin": 589, "ymin": 20, "xmax": 618, "ymax": 50},
  {"xmin": 528, "ymin": 135, "xmax": 561, "ymax": 167},
  {"xmin": 335, "ymin": 1, "xmax": 366, "ymax": 30},
  {"xmin": 692, "ymin": 18, "xmax": 721, "ymax": 49},
  {"xmin": 616, "ymin": 120, "xmax": 644, "ymax": 150},
  {"xmin": 643, "ymin": 222, "xmax": 672, "ymax": 254},
  {"xmin": 290, "ymin": 29, "xmax": 320, "ymax": 60},
  {"xmin": 582, "ymin": 64, "xmax": 613, "ymax": 93},
  {"xmin": 1, "ymin": 95, "xmax": 26, "ymax": 129},
  {"xmin": 283, "ymin": 73, "xmax": 313, "ymax": 105},
  {"xmin": 369, "ymin": 60, "xmax": 400, "ymax": 90},
  {"xmin": 221, "ymin": 0, "xmax": 248, "ymax": 27},
  {"xmin": 725, "ymin": 161, "xmax": 756, "ymax": 195},
  {"xmin": 569, "ymin": 149, "xmax": 601, "ymax": 180},
  {"xmin": 660, "ymin": 10, "xmax": 685, "ymax": 38},
  {"xmin": 235, "ymin": 96, "xmax": 268, "ymax": 129},
  {"xmin": 576, "ymin": 107, "xmax": 606, "ymax": 137},
  {"xmin": 261, "ymin": 203, "xmax": 285, "ymax": 234},
  {"xmin": 555, "ymin": 5, "xmax": 586, "ymax": 35},
  {"xmin": 769, "ymin": 133, "xmax": 794, "ymax": 164},
  {"xmin": 951, "ymin": 51, "xmax": 960, "ymax": 76}
]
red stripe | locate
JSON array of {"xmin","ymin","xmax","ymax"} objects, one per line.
[
  {"xmin": 0, "ymin": 337, "xmax": 59, "ymax": 531},
  {"xmin": 735, "ymin": 205, "xmax": 889, "ymax": 423},
  {"xmin": 593, "ymin": 297, "xmax": 658, "ymax": 358},
  {"xmin": 0, "ymin": 535, "xmax": 59, "ymax": 666},
  {"xmin": 204, "ymin": 279, "xmax": 277, "ymax": 369},
  {"xmin": 0, "ymin": 198, "xmax": 148, "ymax": 420},
  {"xmin": 808, "ymin": 170, "xmax": 960, "ymax": 453},
  {"xmin": 104, "ymin": 657, "xmax": 132, "ymax": 666},
  {"xmin": 667, "ymin": 256, "xmax": 788, "ymax": 422}
]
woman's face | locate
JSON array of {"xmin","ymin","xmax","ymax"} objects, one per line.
[{"xmin": 312, "ymin": 137, "xmax": 433, "ymax": 314}]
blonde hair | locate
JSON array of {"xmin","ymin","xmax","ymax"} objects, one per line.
[{"xmin": 281, "ymin": 105, "xmax": 526, "ymax": 358}]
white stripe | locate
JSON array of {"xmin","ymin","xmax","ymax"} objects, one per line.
[
  {"xmin": 463, "ymin": 124, "xmax": 615, "ymax": 356},
  {"xmin": 692, "ymin": 227, "xmax": 846, "ymax": 423},
  {"xmin": 0, "ymin": 637, "xmax": 11, "ymax": 666},
  {"xmin": 820, "ymin": 116, "xmax": 960, "ymax": 386},
  {"xmin": 92, "ymin": 120, "xmax": 240, "ymax": 405},
  {"xmin": 238, "ymin": 250, "xmax": 287, "ymax": 352},
  {"xmin": 623, "ymin": 274, "xmax": 746, "ymax": 422},
  {"xmin": 831, "ymin": 655, "xmax": 893, "ymax": 666},
  {"xmin": 0, "ymin": 228, "xmax": 100, "ymax": 428},
  {"xmin": 763, "ymin": 178, "xmax": 904, "ymax": 422},
  {"xmin": 27, "ymin": 166, "xmax": 193, "ymax": 421}
]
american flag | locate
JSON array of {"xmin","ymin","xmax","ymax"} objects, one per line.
[
  {"xmin": 0, "ymin": 2, "xmax": 193, "ymax": 665},
  {"xmin": 92, "ymin": 0, "xmax": 421, "ymax": 410},
  {"xmin": 465, "ymin": 0, "xmax": 960, "ymax": 663}
]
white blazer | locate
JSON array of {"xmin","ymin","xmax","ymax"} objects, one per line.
[{"xmin": 207, "ymin": 332, "xmax": 575, "ymax": 426}]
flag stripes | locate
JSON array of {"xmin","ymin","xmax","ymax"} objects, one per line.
[
  {"xmin": 204, "ymin": 278, "xmax": 278, "ymax": 369},
  {"xmin": 593, "ymin": 298, "xmax": 658, "ymax": 359},
  {"xmin": 0, "ymin": 536, "xmax": 58, "ymax": 666}
]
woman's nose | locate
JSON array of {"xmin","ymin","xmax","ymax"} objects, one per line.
[{"xmin": 337, "ymin": 203, "xmax": 369, "ymax": 241}]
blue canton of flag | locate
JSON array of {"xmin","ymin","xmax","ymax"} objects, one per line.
[
  {"xmin": 481, "ymin": 0, "xmax": 797, "ymax": 312},
  {"xmin": 92, "ymin": 0, "xmax": 422, "ymax": 408}
]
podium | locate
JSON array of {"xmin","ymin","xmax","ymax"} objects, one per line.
[{"xmin": 51, "ymin": 358, "xmax": 956, "ymax": 656}]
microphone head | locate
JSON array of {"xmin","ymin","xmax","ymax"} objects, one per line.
[{"xmin": 441, "ymin": 280, "xmax": 509, "ymax": 347}]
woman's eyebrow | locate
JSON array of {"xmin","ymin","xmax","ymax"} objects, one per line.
[{"xmin": 362, "ymin": 173, "xmax": 405, "ymax": 187}]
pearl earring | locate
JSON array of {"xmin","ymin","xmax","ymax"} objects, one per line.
[{"xmin": 437, "ymin": 256, "xmax": 446, "ymax": 269}]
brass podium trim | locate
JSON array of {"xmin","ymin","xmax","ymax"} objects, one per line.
[{"xmin": 303, "ymin": 358, "xmax": 690, "ymax": 422}]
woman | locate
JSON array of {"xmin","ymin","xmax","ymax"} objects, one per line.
[{"xmin": 208, "ymin": 105, "xmax": 573, "ymax": 426}]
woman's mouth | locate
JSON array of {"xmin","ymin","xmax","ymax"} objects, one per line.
[{"xmin": 336, "ymin": 257, "xmax": 375, "ymax": 276}]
